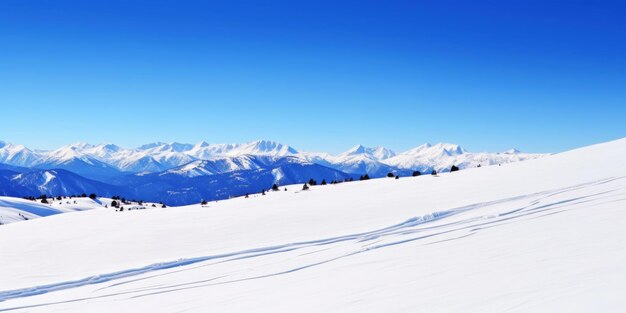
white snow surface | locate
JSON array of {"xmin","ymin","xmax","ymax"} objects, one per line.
[{"xmin": 0, "ymin": 138, "xmax": 625, "ymax": 312}]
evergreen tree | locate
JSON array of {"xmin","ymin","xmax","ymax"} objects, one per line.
[
  {"xmin": 271, "ymin": 183, "xmax": 279, "ymax": 191},
  {"xmin": 89, "ymin": 193, "xmax": 97, "ymax": 199},
  {"xmin": 412, "ymin": 171, "xmax": 421, "ymax": 177},
  {"xmin": 431, "ymin": 170, "xmax": 437, "ymax": 176},
  {"xmin": 302, "ymin": 183, "xmax": 309, "ymax": 191},
  {"xmin": 201, "ymin": 200, "xmax": 208, "ymax": 205},
  {"xmin": 387, "ymin": 172, "xmax": 395, "ymax": 178},
  {"xmin": 450, "ymin": 165, "xmax": 460, "ymax": 172},
  {"xmin": 321, "ymin": 179, "xmax": 327, "ymax": 185}
]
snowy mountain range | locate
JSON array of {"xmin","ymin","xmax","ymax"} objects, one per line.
[{"xmin": 0, "ymin": 139, "xmax": 547, "ymax": 204}]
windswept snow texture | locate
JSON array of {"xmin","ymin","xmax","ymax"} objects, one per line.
[{"xmin": 0, "ymin": 138, "xmax": 624, "ymax": 312}]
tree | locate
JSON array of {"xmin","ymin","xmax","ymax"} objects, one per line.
[
  {"xmin": 395, "ymin": 175, "xmax": 399, "ymax": 179},
  {"xmin": 302, "ymin": 183, "xmax": 309, "ymax": 191},
  {"xmin": 89, "ymin": 193, "xmax": 97, "ymax": 199},
  {"xmin": 271, "ymin": 183, "xmax": 279, "ymax": 191},
  {"xmin": 162, "ymin": 204, "xmax": 167, "ymax": 208},
  {"xmin": 412, "ymin": 171, "xmax": 421, "ymax": 177},
  {"xmin": 81, "ymin": 193, "xmax": 87, "ymax": 198},
  {"xmin": 111, "ymin": 200, "xmax": 119, "ymax": 208},
  {"xmin": 387, "ymin": 172, "xmax": 395, "ymax": 178},
  {"xmin": 431, "ymin": 170, "xmax": 437, "ymax": 176},
  {"xmin": 360, "ymin": 174, "xmax": 370, "ymax": 181},
  {"xmin": 321, "ymin": 179, "xmax": 327, "ymax": 185},
  {"xmin": 262, "ymin": 190, "xmax": 266, "ymax": 195},
  {"xmin": 308, "ymin": 178, "xmax": 317, "ymax": 186},
  {"xmin": 201, "ymin": 200, "xmax": 208, "ymax": 205},
  {"xmin": 450, "ymin": 165, "xmax": 459, "ymax": 172},
  {"xmin": 40, "ymin": 195, "xmax": 48, "ymax": 204}
]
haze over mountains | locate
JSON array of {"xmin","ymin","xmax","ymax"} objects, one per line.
[{"xmin": 0, "ymin": 140, "xmax": 546, "ymax": 205}]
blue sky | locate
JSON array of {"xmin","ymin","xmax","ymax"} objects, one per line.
[{"xmin": 1, "ymin": 0, "xmax": 624, "ymax": 154}]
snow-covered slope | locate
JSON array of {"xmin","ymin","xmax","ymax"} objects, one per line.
[
  {"xmin": 0, "ymin": 138, "xmax": 624, "ymax": 312},
  {"xmin": 5, "ymin": 169, "xmax": 126, "ymax": 198},
  {"xmin": 0, "ymin": 196, "xmax": 162, "ymax": 225},
  {"xmin": 384, "ymin": 142, "xmax": 545, "ymax": 173},
  {"xmin": 339, "ymin": 144, "xmax": 396, "ymax": 160},
  {"xmin": 163, "ymin": 156, "xmax": 266, "ymax": 177},
  {"xmin": 0, "ymin": 142, "xmax": 42, "ymax": 167},
  {"xmin": 0, "ymin": 196, "xmax": 105, "ymax": 225}
]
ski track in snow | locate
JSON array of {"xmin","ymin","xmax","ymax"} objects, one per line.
[{"xmin": 1, "ymin": 177, "xmax": 624, "ymax": 311}]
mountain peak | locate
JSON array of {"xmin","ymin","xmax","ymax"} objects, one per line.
[
  {"xmin": 503, "ymin": 148, "xmax": 521, "ymax": 154},
  {"xmin": 343, "ymin": 144, "xmax": 367, "ymax": 156},
  {"xmin": 137, "ymin": 142, "xmax": 167, "ymax": 150},
  {"xmin": 67, "ymin": 142, "xmax": 93, "ymax": 150},
  {"xmin": 431, "ymin": 143, "xmax": 466, "ymax": 155},
  {"xmin": 194, "ymin": 141, "xmax": 210, "ymax": 148},
  {"xmin": 242, "ymin": 140, "xmax": 298, "ymax": 156},
  {"xmin": 341, "ymin": 145, "xmax": 396, "ymax": 160},
  {"xmin": 95, "ymin": 143, "xmax": 122, "ymax": 151}
]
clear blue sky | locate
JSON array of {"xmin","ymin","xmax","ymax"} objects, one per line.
[{"xmin": 1, "ymin": 0, "xmax": 624, "ymax": 154}]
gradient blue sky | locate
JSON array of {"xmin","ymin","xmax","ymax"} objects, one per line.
[{"xmin": 1, "ymin": 0, "xmax": 624, "ymax": 154}]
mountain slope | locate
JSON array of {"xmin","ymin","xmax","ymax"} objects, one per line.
[
  {"xmin": 1, "ymin": 169, "xmax": 126, "ymax": 198},
  {"xmin": 115, "ymin": 156, "xmax": 354, "ymax": 205},
  {"xmin": 0, "ymin": 142, "xmax": 42, "ymax": 167},
  {"xmin": 384, "ymin": 142, "xmax": 545, "ymax": 173}
]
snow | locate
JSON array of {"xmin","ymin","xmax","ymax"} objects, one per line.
[
  {"xmin": 0, "ymin": 139, "xmax": 544, "ymax": 176},
  {"xmin": 42, "ymin": 171, "xmax": 55, "ymax": 185},
  {"xmin": 0, "ymin": 138, "xmax": 624, "ymax": 311}
]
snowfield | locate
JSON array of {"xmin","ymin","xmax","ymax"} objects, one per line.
[{"xmin": 0, "ymin": 138, "xmax": 625, "ymax": 312}]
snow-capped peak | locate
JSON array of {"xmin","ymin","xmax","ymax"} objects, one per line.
[
  {"xmin": 340, "ymin": 145, "xmax": 396, "ymax": 160},
  {"xmin": 136, "ymin": 142, "xmax": 167, "ymax": 150},
  {"xmin": 503, "ymin": 148, "xmax": 521, "ymax": 154},
  {"xmin": 235, "ymin": 140, "xmax": 298, "ymax": 156},
  {"xmin": 66, "ymin": 142, "xmax": 93, "ymax": 151},
  {"xmin": 97, "ymin": 143, "xmax": 122, "ymax": 152},
  {"xmin": 193, "ymin": 141, "xmax": 210, "ymax": 148},
  {"xmin": 399, "ymin": 143, "xmax": 466, "ymax": 157},
  {"xmin": 342, "ymin": 144, "xmax": 368, "ymax": 156}
]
